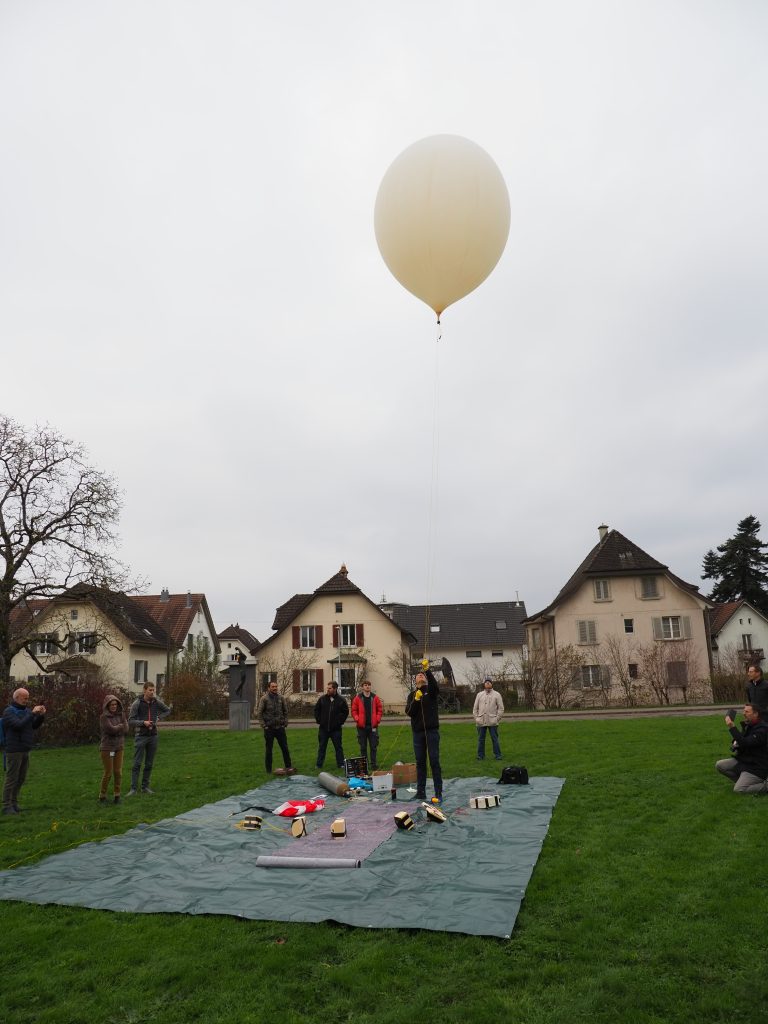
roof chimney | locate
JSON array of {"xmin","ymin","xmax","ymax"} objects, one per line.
[
  {"xmin": 339, "ymin": 564, "xmax": 348, "ymax": 578},
  {"xmin": 159, "ymin": 588, "xmax": 170, "ymax": 603},
  {"xmin": 185, "ymin": 591, "xmax": 192, "ymax": 608},
  {"xmin": 598, "ymin": 524, "xmax": 609, "ymax": 542}
]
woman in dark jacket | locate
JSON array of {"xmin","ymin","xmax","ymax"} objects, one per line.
[{"xmin": 99, "ymin": 694, "xmax": 129, "ymax": 804}]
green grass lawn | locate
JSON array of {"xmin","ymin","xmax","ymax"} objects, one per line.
[{"xmin": 1, "ymin": 716, "xmax": 766, "ymax": 1024}]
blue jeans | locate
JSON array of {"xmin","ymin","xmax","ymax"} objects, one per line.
[
  {"xmin": 317, "ymin": 728, "xmax": 345, "ymax": 769},
  {"xmin": 477, "ymin": 725, "xmax": 501, "ymax": 760},
  {"xmin": 413, "ymin": 728, "xmax": 442, "ymax": 799},
  {"xmin": 131, "ymin": 734, "xmax": 158, "ymax": 790}
]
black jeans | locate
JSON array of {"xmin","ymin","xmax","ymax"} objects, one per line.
[
  {"xmin": 264, "ymin": 727, "xmax": 292, "ymax": 772},
  {"xmin": 412, "ymin": 728, "xmax": 442, "ymax": 798},
  {"xmin": 317, "ymin": 728, "xmax": 344, "ymax": 769},
  {"xmin": 356, "ymin": 727, "xmax": 379, "ymax": 770}
]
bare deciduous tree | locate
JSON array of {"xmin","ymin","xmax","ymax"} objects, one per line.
[
  {"xmin": 636, "ymin": 639, "xmax": 704, "ymax": 705},
  {"xmin": 1, "ymin": 415, "xmax": 131, "ymax": 683},
  {"xmin": 599, "ymin": 634, "xmax": 642, "ymax": 707}
]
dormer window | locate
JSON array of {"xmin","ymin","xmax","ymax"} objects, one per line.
[
  {"xmin": 430, "ymin": 624, "xmax": 440, "ymax": 633},
  {"xmin": 495, "ymin": 620, "xmax": 507, "ymax": 629}
]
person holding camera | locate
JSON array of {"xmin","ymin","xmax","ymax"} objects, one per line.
[
  {"xmin": 715, "ymin": 703, "xmax": 768, "ymax": 794},
  {"xmin": 2, "ymin": 688, "xmax": 46, "ymax": 815},
  {"xmin": 127, "ymin": 682, "xmax": 171, "ymax": 796}
]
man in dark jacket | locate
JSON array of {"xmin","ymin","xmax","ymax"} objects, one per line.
[
  {"xmin": 405, "ymin": 669, "xmax": 443, "ymax": 803},
  {"xmin": 715, "ymin": 703, "xmax": 768, "ymax": 794},
  {"xmin": 126, "ymin": 682, "xmax": 171, "ymax": 796},
  {"xmin": 256, "ymin": 680, "xmax": 294, "ymax": 775},
  {"xmin": 2, "ymin": 687, "xmax": 46, "ymax": 814},
  {"xmin": 314, "ymin": 680, "xmax": 348, "ymax": 770},
  {"xmin": 745, "ymin": 665, "xmax": 768, "ymax": 714}
]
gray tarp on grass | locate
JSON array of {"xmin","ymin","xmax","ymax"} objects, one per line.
[{"xmin": 0, "ymin": 775, "xmax": 564, "ymax": 938}]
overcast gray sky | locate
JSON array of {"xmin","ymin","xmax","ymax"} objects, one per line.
[{"xmin": 2, "ymin": 1, "xmax": 766, "ymax": 640}]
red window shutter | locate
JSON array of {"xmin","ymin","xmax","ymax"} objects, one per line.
[
  {"xmin": 316, "ymin": 669, "xmax": 324, "ymax": 692},
  {"xmin": 316, "ymin": 625, "xmax": 323, "ymax": 648},
  {"xmin": 292, "ymin": 670, "xmax": 300, "ymax": 693},
  {"xmin": 292, "ymin": 626, "xmax": 300, "ymax": 649},
  {"xmin": 356, "ymin": 623, "xmax": 364, "ymax": 646},
  {"xmin": 332, "ymin": 625, "xmax": 339, "ymax": 648}
]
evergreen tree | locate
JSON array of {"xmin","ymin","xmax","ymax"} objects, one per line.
[{"xmin": 702, "ymin": 515, "xmax": 768, "ymax": 615}]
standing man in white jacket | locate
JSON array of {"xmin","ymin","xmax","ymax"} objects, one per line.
[{"xmin": 473, "ymin": 677, "xmax": 504, "ymax": 761}]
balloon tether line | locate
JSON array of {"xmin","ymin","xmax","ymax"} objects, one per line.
[{"xmin": 421, "ymin": 317, "xmax": 441, "ymax": 673}]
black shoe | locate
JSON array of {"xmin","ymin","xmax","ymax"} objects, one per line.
[
  {"xmin": 114, "ymin": 796, "xmax": 121, "ymax": 804},
  {"xmin": 99, "ymin": 797, "xmax": 107, "ymax": 804},
  {"xmin": 2, "ymin": 807, "xmax": 19, "ymax": 815},
  {"xmin": 415, "ymin": 793, "xmax": 426, "ymax": 800}
]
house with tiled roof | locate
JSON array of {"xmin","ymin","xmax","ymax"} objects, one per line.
[
  {"xmin": 133, "ymin": 590, "xmax": 220, "ymax": 658},
  {"xmin": 523, "ymin": 526, "xmax": 714, "ymax": 706},
  {"xmin": 218, "ymin": 623, "xmax": 261, "ymax": 666},
  {"xmin": 709, "ymin": 600, "xmax": 767, "ymax": 672},
  {"xmin": 10, "ymin": 586, "xmax": 219, "ymax": 692},
  {"xmin": 379, "ymin": 599, "xmax": 527, "ymax": 689},
  {"xmin": 255, "ymin": 564, "xmax": 416, "ymax": 708}
]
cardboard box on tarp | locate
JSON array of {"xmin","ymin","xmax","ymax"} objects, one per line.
[
  {"xmin": 391, "ymin": 763, "xmax": 417, "ymax": 786},
  {"xmin": 371, "ymin": 771, "xmax": 393, "ymax": 792}
]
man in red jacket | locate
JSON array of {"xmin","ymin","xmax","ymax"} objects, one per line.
[{"xmin": 351, "ymin": 680, "xmax": 382, "ymax": 771}]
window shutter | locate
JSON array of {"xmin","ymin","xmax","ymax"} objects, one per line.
[
  {"xmin": 332, "ymin": 625, "xmax": 339, "ymax": 648},
  {"xmin": 356, "ymin": 623, "xmax": 364, "ymax": 646},
  {"xmin": 652, "ymin": 618, "xmax": 663, "ymax": 640},
  {"xmin": 316, "ymin": 669, "xmax": 324, "ymax": 692},
  {"xmin": 316, "ymin": 625, "xmax": 323, "ymax": 648},
  {"xmin": 682, "ymin": 616, "xmax": 692, "ymax": 639},
  {"xmin": 292, "ymin": 670, "xmax": 300, "ymax": 693},
  {"xmin": 601, "ymin": 665, "xmax": 611, "ymax": 686},
  {"xmin": 571, "ymin": 667, "xmax": 583, "ymax": 689},
  {"xmin": 292, "ymin": 626, "xmax": 300, "ymax": 649}
]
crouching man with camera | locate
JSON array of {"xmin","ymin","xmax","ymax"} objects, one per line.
[{"xmin": 715, "ymin": 704, "xmax": 768, "ymax": 794}]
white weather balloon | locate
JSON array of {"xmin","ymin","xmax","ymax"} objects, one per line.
[{"xmin": 374, "ymin": 135, "xmax": 510, "ymax": 318}]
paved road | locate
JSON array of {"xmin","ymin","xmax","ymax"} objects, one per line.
[{"xmin": 165, "ymin": 704, "xmax": 729, "ymax": 730}]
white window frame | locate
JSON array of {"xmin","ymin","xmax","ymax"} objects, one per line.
[
  {"xmin": 35, "ymin": 633, "xmax": 58, "ymax": 656},
  {"xmin": 742, "ymin": 634, "xmax": 753, "ymax": 651},
  {"xmin": 300, "ymin": 669, "xmax": 317, "ymax": 693},
  {"xmin": 340, "ymin": 624, "xmax": 357, "ymax": 647},
  {"xmin": 580, "ymin": 664, "xmax": 603, "ymax": 688},
  {"xmin": 134, "ymin": 659, "xmax": 148, "ymax": 683},
  {"xmin": 465, "ymin": 650, "xmax": 482, "ymax": 658},
  {"xmin": 300, "ymin": 625, "xmax": 316, "ymax": 649},
  {"xmin": 593, "ymin": 579, "xmax": 611, "ymax": 602},
  {"xmin": 77, "ymin": 632, "xmax": 97, "ymax": 654},
  {"xmin": 652, "ymin": 616, "xmax": 692, "ymax": 641},
  {"xmin": 624, "ymin": 618, "xmax": 634, "ymax": 634}
]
